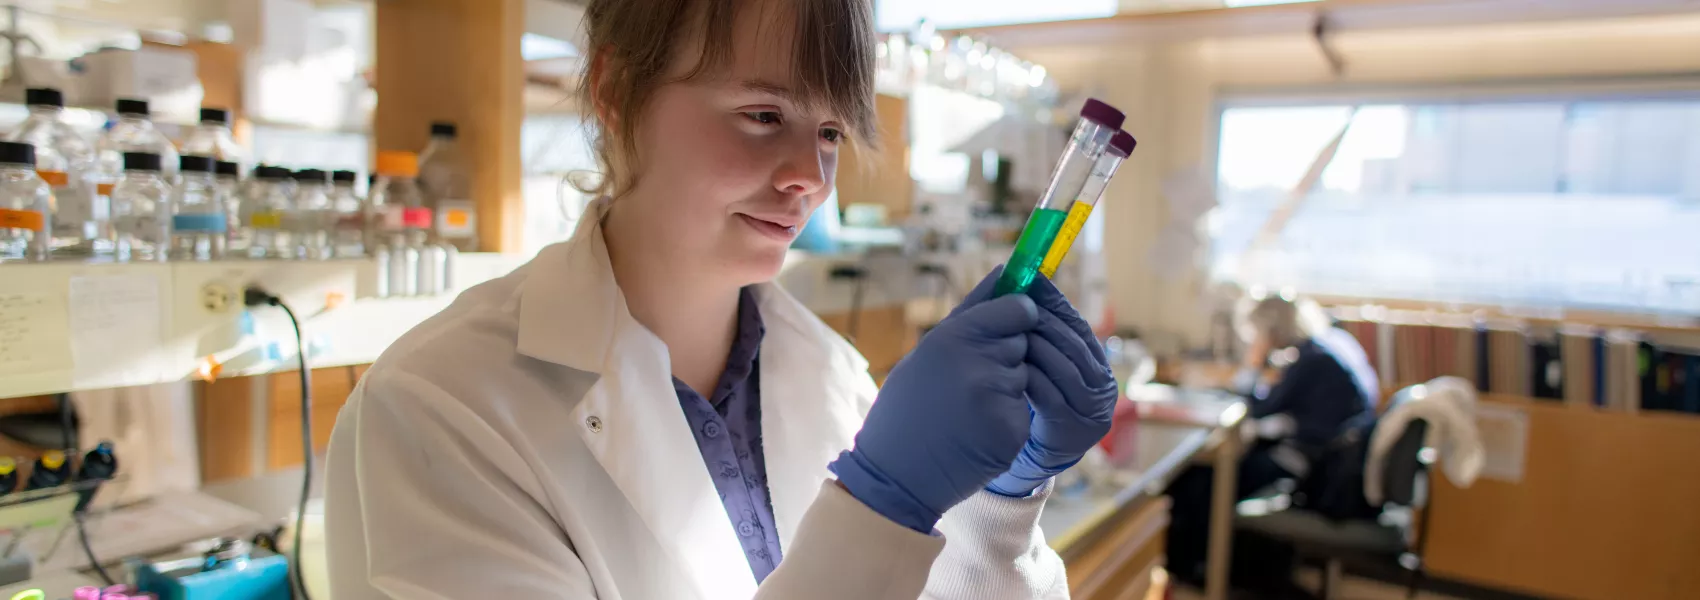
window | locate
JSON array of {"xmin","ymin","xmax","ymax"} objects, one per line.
[{"xmin": 1211, "ymin": 94, "xmax": 1700, "ymax": 317}]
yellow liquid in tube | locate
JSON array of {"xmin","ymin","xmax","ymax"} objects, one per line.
[{"xmin": 1038, "ymin": 201, "xmax": 1096, "ymax": 278}]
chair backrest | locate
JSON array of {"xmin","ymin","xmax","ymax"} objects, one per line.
[{"xmin": 1379, "ymin": 418, "xmax": 1429, "ymax": 507}]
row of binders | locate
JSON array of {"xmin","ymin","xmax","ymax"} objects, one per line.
[{"xmin": 1335, "ymin": 315, "xmax": 1700, "ymax": 415}]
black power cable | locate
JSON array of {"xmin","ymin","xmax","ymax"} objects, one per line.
[
  {"xmin": 56, "ymin": 393, "xmax": 117, "ymax": 586},
  {"xmin": 244, "ymin": 287, "xmax": 315, "ymax": 600}
]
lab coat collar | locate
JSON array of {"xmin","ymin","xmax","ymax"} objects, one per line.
[{"xmin": 518, "ymin": 199, "xmax": 867, "ymax": 599}]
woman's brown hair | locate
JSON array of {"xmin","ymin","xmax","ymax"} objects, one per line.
[{"xmin": 576, "ymin": 0, "xmax": 878, "ymax": 197}]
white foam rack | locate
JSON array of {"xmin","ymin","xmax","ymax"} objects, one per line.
[{"xmin": 0, "ymin": 253, "xmax": 530, "ymax": 398}]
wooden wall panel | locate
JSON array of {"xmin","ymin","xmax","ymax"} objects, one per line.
[
  {"xmin": 817, "ymin": 305, "xmax": 916, "ymax": 382},
  {"xmin": 196, "ymin": 377, "xmax": 258, "ymax": 483},
  {"xmin": 375, "ymin": 0, "xmax": 526, "ymax": 252},
  {"xmin": 1425, "ymin": 395, "xmax": 1700, "ymax": 599},
  {"xmin": 836, "ymin": 94, "xmax": 912, "ymax": 223},
  {"xmin": 266, "ymin": 366, "xmax": 363, "ymax": 472}
]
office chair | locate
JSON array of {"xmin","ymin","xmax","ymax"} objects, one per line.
[{"xmin": 1234, "ymin": 410, "xmax": 1433, "ymax": 600}]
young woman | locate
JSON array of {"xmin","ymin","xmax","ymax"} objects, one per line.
[{"xmin": 323, "ymin": 0, "xmax": 1118, "ymax": 598}]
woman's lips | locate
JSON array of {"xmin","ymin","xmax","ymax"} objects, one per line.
[{"xmin": 736, "ymin": 213, "xmax": 800, "ymax": 241}]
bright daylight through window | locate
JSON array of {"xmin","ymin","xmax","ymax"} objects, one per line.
[{"xmin": 1212, "ymin": 97, "xmax": 1700, "ymax": 318}]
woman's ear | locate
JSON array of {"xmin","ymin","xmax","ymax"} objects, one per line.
[{"xmin": 588, "ymin": 49, "xmax": 620, "ymax": 132}]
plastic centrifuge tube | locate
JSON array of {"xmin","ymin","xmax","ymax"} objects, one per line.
[
  {"xmin": 1037, "ymin": 130, "xmax": 1136, "ymax": 279},
  {"xmin": 993, "ymin": 98, "xmax": 1125, "ymax": 296}
]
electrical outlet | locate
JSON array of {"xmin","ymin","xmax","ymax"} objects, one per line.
[{"xmin": 201, "ymin": 281, "xmax": 238, "ymax": 313}]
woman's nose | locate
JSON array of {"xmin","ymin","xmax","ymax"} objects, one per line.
[{"xmin": 772, "ymin": 138, "xmax": 828, "ymax": 196}]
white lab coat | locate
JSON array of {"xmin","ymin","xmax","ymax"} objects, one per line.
[{"xmin": 324, "ymin": 203, "xmax": 1068, "ymax": 600}]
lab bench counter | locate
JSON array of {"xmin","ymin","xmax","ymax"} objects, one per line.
[{"xmin": 1040, "ymin": 421, "xmax": 1213, "ymax": 600}]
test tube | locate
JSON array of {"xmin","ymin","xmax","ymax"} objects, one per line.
[
  {"xmin": 1038, "ymin": 130, "xmax": 1136, "ymax": 279},
  {"xmin": 994, "ymin": 98, "xmax": 1125, "ymax": 296}
]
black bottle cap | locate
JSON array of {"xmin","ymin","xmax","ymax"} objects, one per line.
[
  {"xmin": 216, "ymin": 161, "xmax": 239, "ymax": 177},
  {"xmin": 0, "ymin": 142, "xmax": 34, "ymax": 166},
  {"xmin": 115, "ymin": 98, "xmax": 149, "ymax": 116},
  {"xmin": 123, "ymin": 152, "xmax": 162, "ymax": 172},
  {"xmin": 430, "ymin": 122, "xmax": 457, "ymax": 137},
  {"xmin": 25, "ymin": 88, "xmax": 63, "ymax": 108},
  {"xmin": 332, "ymin": 170, "xmax": 357, "ymax": 184},
  {"xmin": 200, "ymin": 107, "xmax": 230, "ymax": 124},
  {"xmin": 293, "ymin": 169, "xmax": 328, "ymax": 183},
  {"xmin": 255, "ymin": 165, "xmax": 290, "ymax": 181},
  {"xmin": 180, "ymin": 155, "xmax": 215, "ymax": 173}
]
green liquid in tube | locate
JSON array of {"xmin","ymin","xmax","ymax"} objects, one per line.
[{"xmin": 994, "ymin": 207, "xmax": 1070, "ymax": 296}]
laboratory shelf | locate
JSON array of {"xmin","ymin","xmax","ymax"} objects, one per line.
[{"xmin": 0, "ymin": 253, "xmax": 529, "ymax": 398}]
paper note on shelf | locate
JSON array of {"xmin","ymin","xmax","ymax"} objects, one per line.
[
  {"xmin": 69, "ymin": 274, "xmax": 165, "ymax": 386},
  {"xmin": 0, "ymin": 290, "xmax": 71, "ymax": 375},
  {"xmin": 1475, "ymin": 403, "xmax": 1529, "ymax": 483}
]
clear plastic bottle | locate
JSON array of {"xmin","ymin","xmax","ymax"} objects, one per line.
[
  {"xmin": 96, "ymin": 99, "xmax": 179, "ymax": 196},
  {"xmin": 215, "ymin": 161, "xmax": 241, "ymax": 257},
  {"xmin": 330, "ymin": 170, "xmax": 365, "ymax": 257},
  {"xmin": 245, "ymin": 165, "xmax": 294, "ymax": 259},
  {"xmin": 6, "ymin": 88, "xmax": 103, "ymax": 258},
  {"xmin": 291, "ymin": 169, "xmax": 334, "ymax": 260},
  {"xmin": 110, "ymin": 152, "xmax": 171, "ymax": 262},
  {"xmin": 171, "ymin": 156, "xmax": 224, "ymax": 261},
  {"xmin": 179, "ymin": 108, "xmax": 244, "ymax": 165},
  {"xmin": 370, "ymin": 151, "xmax": 424, "ymax": 296},
  {"xmin": 418, "ymin": 121, "xmax": 477, "ymax": 252},
  {"xmin": 0, "ymin": 142, "xmax": 52, "ymax": 261}
]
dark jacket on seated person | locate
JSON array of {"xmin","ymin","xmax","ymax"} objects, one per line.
[{"xmin": 1250, "ymin": 327, "xmax": 1378, "ymax": 463}]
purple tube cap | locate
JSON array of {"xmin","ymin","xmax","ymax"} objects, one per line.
[
  {"xmin": 1079, "ymin": 98, "xmax": 1125, "ymax": 130},
  {"xmin": 1108, "ymin": 130, "xmax": 1137, "ymax": 158}
]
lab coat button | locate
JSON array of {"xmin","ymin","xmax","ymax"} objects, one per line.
[{"xmin": 586, "ymin": 416, "xmax": 603, "ymax": 433}]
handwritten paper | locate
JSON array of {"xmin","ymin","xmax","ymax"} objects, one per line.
[
  {"xmin": 69, "ymin": 274, "xmax": 164, "ymax": 385},
  {"xmin": 0, "ymin": 289, "xmax": 71, "ymax": 375}
]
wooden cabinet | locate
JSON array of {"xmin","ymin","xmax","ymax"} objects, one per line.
[{"xmin": 1063, "ymin": 496, "xmax": 1170, "ymax": 600}]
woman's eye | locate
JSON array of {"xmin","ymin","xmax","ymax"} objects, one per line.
[
  {"xmin": 744, "ymin": 111, "xmax": 782, "ymax": 125},
  {"xmin": 820, "ymin": 128, "xmax": 843, "ymax": 144}
]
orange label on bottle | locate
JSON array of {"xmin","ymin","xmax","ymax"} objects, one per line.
[
  {"xmin": 96, "ymin": 182, "xmax": 115, "ymax": 196},
  {"xmin": 36, "ymin": 170, "xmax": 67, "ymax": 186},
  {"xmin": 445, "ymin": 208, "xmax": 470, "ymax": 228},
  {"xmin": 0, "ymin": 208, "xmax": 44, "ymax": 231}
]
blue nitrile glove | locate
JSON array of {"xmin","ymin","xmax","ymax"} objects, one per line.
[
  {"xmin": 830, "ymin": 267, "xmax": 1040, "ymax": 533},
  {"xmin": 986, "ymin": 275, "xmax": 1119, "ymax": 497}
]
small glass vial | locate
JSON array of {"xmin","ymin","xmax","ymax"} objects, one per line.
[
  {"xmin": 179, "ymin": 108, "xmax": 245, "ymax": 165},
  {"xmin": 215, "ymin": 161, "xmax": 241, "ymax": 257},
  {"xmin": 110, "ymin": 152, "xmax": 170, "ymax": 262},
  {"xmin": 290, "ymin": 169, "xmax": 333, "ymax": 260},
  {"xmin": 330, "ymin": 170, "xmax": 365, "ymax": 257},
  {"xmin": 246, "ymin": 166, "xmax": 294, "ymax": 259},
  {"xmin": 371, "ymin": 152, "xmax": 424, "ymax": 296},
  {"xmin": 6, "ymin": 88, "xmax": 103, "ymax": 258},
  {"xmin": 0, "ymin": 142, "xmax": 51, "ymax": 262},
  {"xmin": 172, "ymin": 155, "xmax": 225, "ymax": 261}
]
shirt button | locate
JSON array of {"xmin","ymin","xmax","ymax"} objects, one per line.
[
  {"xmin": 703, "ymin": 421, "xmax": 722, "ymax": 439},
  {"xmin": 585, "ymin": 416, "xmax": 603, "ymax": 433},
  {"xmin": 738, "ymin": 521, "xmax": 756, "ymax": 536}
]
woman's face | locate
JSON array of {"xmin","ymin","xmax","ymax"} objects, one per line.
[{"xmin": 612, "ymin": 9, "xmax": 845, "ymax": 287}]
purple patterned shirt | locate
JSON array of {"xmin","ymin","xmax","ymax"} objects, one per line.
[{"xmin": 672, "ymin": 287, "xmax": 783, "ymax": 583}]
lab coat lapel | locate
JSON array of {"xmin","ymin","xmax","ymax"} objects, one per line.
[
  {"xmin": 519, "ymin": 206, "xmax": 757, "ymax": 600},
  {"xmin": 753, "ymin": 285, "xmax": 872, "ymax": 550}
]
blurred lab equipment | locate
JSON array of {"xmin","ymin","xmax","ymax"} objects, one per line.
[
  {"xmin": 7, "ymin": 88, "xmax": 101, "ymax": 258},
  {"xmin": 0, "ymin": 141, "xmax": 49, "ymax": 261},
  {"xmin": 171, "ymin": 156, "xmax": 224, "ymax": 261},
  {"xmin": 109, "ymin": 152, "xmax": 170, "ymax": 262},
  {"xmin": 418, "ymin": 122, "xmax": 476, "ymax": 252}
]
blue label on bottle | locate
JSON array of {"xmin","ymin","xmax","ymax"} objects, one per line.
[{"xmin": 172, "ymin": 213, "xmax": 227, "ymax": 232}]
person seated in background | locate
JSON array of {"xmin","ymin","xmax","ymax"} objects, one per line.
[{"xmin": 1164, "ymin": 291, "xmax": 1380, "ymax": 586}]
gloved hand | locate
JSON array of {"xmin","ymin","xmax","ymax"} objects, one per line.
[
  {"xmin": 986, "ymin": 275, "xmax": 1119, "ymax": 497},
  {"xmin": 830, "ymin": 267, "xmax": 1040, "ymax": 533}
]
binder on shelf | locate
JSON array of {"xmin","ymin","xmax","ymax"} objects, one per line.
[{"xmin": 1528, "ymin": 329, "xmax": 1564, "ymax": 401}]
